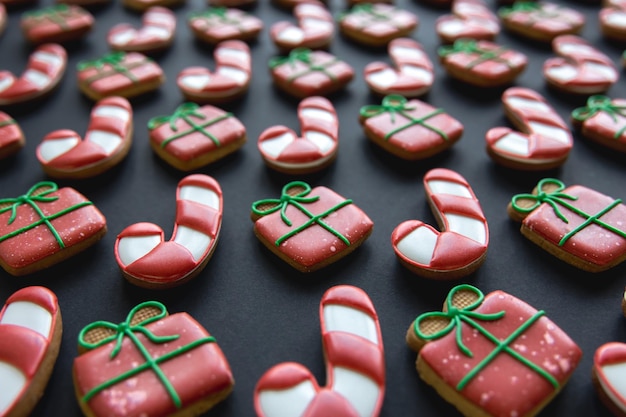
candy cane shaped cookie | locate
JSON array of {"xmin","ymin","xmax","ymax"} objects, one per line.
[
  {"xmin": 115, "ymin": 174, "xmax": 223, "ymax": 289},
  {"xmin": 270, "ymin": 1, "xmax": 334, "ymax": 51},
  {"xmin": 36, "ymin": 96, "xmax": 133, "ymax": 179},
  {"xmin": 364, "ymin": 38, "xmax": 434, "ymax": 98},
  {"xmin": 107, "ymin": 7, "xmax": 176, "ymax": 53},
  {"xmin": 544, "ymin": 35, "xmax": 618, "ymax": 94},
  {"xmin": 177, "ymin": 40, "xmax": 251, "ymax": 103},
  {"xmin": 600, "ymin": 0, "xmax": 626, "ymax": 41},
  {"xmin": 485, "ymin": 87, "xmax": 573, "ymax": 170},
  {"xmin": 255, "ymin": 285, "xmax": 385, "ymax": 417},
  {"xmin": 0, "ymin": 43, "xmax": 66, "ymax": 106},
  {"xmin": 0, "ymin": 112, "xmax": 25, "ymax": 159},
  {"xmin": 0, "ymin": 286, "xmax": 62, "ymax": 417},
  {"xmin": 391, "ymin": 168, "xmax": 488, "ymax": 279},
  {"xmin": 258, "ymin": 96, "xmax": 338, "ymax": 174},
  {"xmin": 436, "ymin": 0, "xmax": 500, "ymax": 43}
]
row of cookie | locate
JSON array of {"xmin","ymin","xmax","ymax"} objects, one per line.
[{"xmin": 6, "ymin": 282, "xmax": 626, "ymax": 417}]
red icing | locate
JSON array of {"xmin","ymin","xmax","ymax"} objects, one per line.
[
  {"xmin": 486, "ymin": 127, "xmax": 572, "ymax": 160},
  {"xmin": 302, "ymin": 391, "xmax": 359, "ymax": 417},
  {"xmin": 21, "ymin": 5, "xmax": 94, "ymax": 43},
  {"xmin": 436, "ymin": 0, "xmax": 499, "ymax": 43},
  {"xmin": 108, "ymin": 7, "xmax": 175, "ymax": 51},
  {"xmin": 256, "ymin": 362, "xmax": 317, "ymax": 390},
  {"xmin": 594, "ymin": 342, "xmax": 626, "ymax": 408},
  {"xmin": 501, "ymin": 2, "xmax": 585, "ymax": 40},
  {"xmin": 0, "ymin": 112, "xmax": 23, "ymax": 152},
  {"xmin": 321, "ymin": 285, "xmax": 376, "ymax": 317},
  {"xmin": 579, "ymin": 98, "xmax": 626, "ymax": 148},
  {"xmin": 339, "ymin": 4, "xmax": 418, "ymax": 43},
  {"xmin": 4, "ymin": 285, "xmax": 59, "ymax": 316},
  {"xmin": 189, "ymin": 8, "xmax": 263, "ymax": 42},
  {"xmin": 270, "ymin": 1, "xmax": 333, "ymax": 50}
]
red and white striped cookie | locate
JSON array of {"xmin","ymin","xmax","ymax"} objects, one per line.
[
  {"xmin": 339, "ymin": 4, "xmax": 418, "ymax": 47},
  {"xmin": 498, "ymin": 2, "xmax": 585, "ymax": 43},
  {"xmin": 189, "ymin": 7, "xmax": 263, "ymax": 44},
  {"xmin": 593, "ymin": 342, "xmax": 626, "ymax": 416},
  {"xmin": 20, "ymin": 4, "xmax": 94, "ymax": 44},
  {"xmin": 270, "ymin": 1, "xmax": 334, "ymax": 51},
  {"xmin": 115, "ymin": 174, "xmax": 223, "ymax": 289},
  {"xmin": 255, "ymin": 285, "xmax": 385, "ymax": 417},
  {"xmin": 177, "ymin": 40, "xmax": 251, "ymax": 103},
  {"xmin": 0, "ymin": 112, "xmax": 25, "ymax": 159},
  {"xmin": 485, "ymin": 87, "xmax": 573, "ymax": 170},
  {"xmin": 36, "ymin": 96, "xmax": 133, "ymax": 179},
  {"xmin": 391, "ymin": 168, "xmax": 489, "ymax": 279},
  {"xmin": 107, "ymin": 6, "xmax": 176, "ymax": 53},
  {"xmin": 0, "ymin": 43, "xmax": 66, "ymax": 106},
  {"xmin": 543, "ymin": 35, "xmax": 618, "ymax": 94},
  {"xmin": 258, "ymin": 96, "xmax": 338, "ymax": 174},
  {"xmin": 0, "ymin": 286, "xmax": 62, "ymax": 417},
  {"xmin": 600, "ymin": 0, "xmax": 626, "ymax": 41},
  {"xmin": 364, "ymin": 38, "xmax": 434, "ymax": 98},
  {"xmin": 436, "ymin": 0, "xmax": 500, "ymax": 43}
]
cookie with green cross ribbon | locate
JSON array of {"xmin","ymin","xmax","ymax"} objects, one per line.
[
  {"xmin": 438, "ymin": 38, "xmax": 527, "ymax": 87},
  {"xmin": 508, "ymin": 178, "xmax": 626, "ymax": 272},
  {"xmin": 338, "ymin": 3, "xmax": 418, "ymax": 47},
  {"xmin": 148, "ymin": 102, "xmax": 246, "ymax": 171},
  {"xmin": 20, "ymin": 4, "xmax": 94, "ymax": 44},
  {"xmin": 73, "ymin": 301, "xmax": 234, "ymax": 417},
  {"xmin": 359, "ymin": 95, "xmax": 463, "ymax": 160},
  {"xmin": 406, "ymin": 284, "xmax": 581, "ymax": 417},
  {"xmin": 188, "ymin": 7, "xmax": 264, "ymax": 44},
  {"xmin": 0, "ymin": 181, "xmax": 107, "ymax": 276},
  {"xmin": 0, "ymin": 111, "xmax": 25, "ymax": 159},
  {"xmin": 77, "ymin": 51, "xmax": 165, "ymax": 101},
  {"xmin": 571, "ymin": 95, "xmax": 626, "ymax": 153},
  {"xmin": 251, "ymin": 181, "xmax": 373, "ymax": 272}
]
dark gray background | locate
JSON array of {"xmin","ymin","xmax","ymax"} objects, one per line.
[{"xmin": 1, "ymin": 0, "xmax": 625, "ymax": 415}]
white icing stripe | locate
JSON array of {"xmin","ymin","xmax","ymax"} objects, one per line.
[
  {"xmin": 117, "ymin": 234, "xmax": 162, "ymax": 266},
  {"xmin": 217, "ymin": 66, "xmax": 248, "ymax": 84},
  {"xmin": 304, "ymin": 131, "xmax": 334, "ymax": 153},
  {"xmin": 427, "ymin": 180, "xmax": 472, "ymax": 198},
  {"xmin": 600, "ymin": 363, "xmax": 626, "ymax": 413},
  {"xmin": 173, "ymin": 225, "xmax": 212, "ymax": 261},
  {"xmin": 32, "ymin": 51, "xmax": 63, "ymax": 67},
  {"xmin": 0, "ymin": 75, "xmax": 15, "ymax": 93},
  {"xmin": 179, "ymin": 74, "xmax": 210, "ymax": 90},
  {"xmin": 396, "ymin": 225, "xmax": 437, "ymax": 265},
  {"xmin": 528, "ymin": 122, "xmax": 571, "ymax": 144},
  {"xmin": 323, "ymin": 304, "xmax": 378, "ymax": 344},
  {"xmin": 331, "ymin": 367, "xmax": 380, "ymax": 417},
  {"xmin": 390, "ymin": 46, "xmax": 423, "ymax": 60},
  {"xmin": 438, "ymin": 19, "xmax": 466, "ymax": 36},
  {"xmin": 493, "ymin": 132, "xmax": 530, "ymax": 156},
  {"xmin": 260, "ymin": 132, "xmax": 296, "ymax": 158},
  {"xmin": 583, "ymin": 61, "xmax": 618, "ymax": 81},
  {"xmin": 300, "ymin": 108, "xmax": 335, "ymax": 123},
  {"xmin": 447, "ymin": 213, "xmax": 487, "ymax": 244},
  {"xmin": 179, "ymin": 184, "xmax": 220, "ymax": 209},
  {"xmin": 367, "ymin": 68, "xmax": 397, "ymax": 88},
  {"xmin": 257, "ymin": 380, "xmax": 316, "ymax": 417},
  {"xmin": 505, "ymin": 96, "xmax": 550, "ymax": 112},
  {"xmin": 143, "ymin": 26, "xmax": 170, "ymax": 39},
  {"xmin": 0, "ymin": 301, "xmax": 53, "ymax": 338},
  {"xmin": 546, "ymin": 64, "xmax": 577, "ymax": 82},
  {"xmin": 38, "ymin": 136, "xmax": 80, "ymax": 162},
  {"xmin": 216, "ymin": 47, "xmax": 250, "ymax": 63},
  {"xmin": 0, "ymin": 361, "xmax": 26, "ymax": 415},
  {"xmin": 93, "ymin": 105, "xmax": 131, "ymax": 122},
  {"xmin": 111, "ymin": 29, "xmax": 136, "ymax": 45},
  {"xmin": 401, "ymin": 65, "xmax": 433, "ymax": 83},
  {"xmin": 23, "ymin": 70, "xmax": 51, "ymax": 88},
  {"xmin": 277, "ymin": 27, "xmax": 305, "ymax": 43},
  {"xmin": 87, "ymin": 130, "xmax": 123, "ymax": 155}
]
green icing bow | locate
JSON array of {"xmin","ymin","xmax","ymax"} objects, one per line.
[
  {"xmin": 572, "ymin": 95, "xmax": 626, "ymax": 139},
  {"xmin": 498, "ymin": 1, "xmax": 542, "ymax": 16},
  {"xmin": 22, "ymin": 4, "xmax": 73, "ymax": 29},
  {"xmin": 269, "ymin": 48, "xmax": 338, "ymax": 82},
  {"xmin": 340, "ymin": 3, "xmax": 391, "ymax": 21},
  {"xmin": 78, "ymin": 301, "xmax": 216, "ymax": 408},
  {"xmin": 438, "ymin": 39, "xmax": 511, "ymax": 69}
]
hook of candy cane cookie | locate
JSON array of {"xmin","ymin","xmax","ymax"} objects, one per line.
[
  {"xmin": 391, "ymin": 168, "xmax": 488, "ymax": 279},
  {"xmin": 107, "ymin": 6, "xmax": 176, "ymax": 53},
  {"xmin": 177, "ymin": 40, "xmax": 251, "ymax": 103},
  {"xmin": 36, "ymin": 96, "xmax": 133, "ymax": 179},
  {"xmin": 114, "ymin": 174, "xmax": 223, "ymax": 288},
  {"xmin": 543, "ymin": 35, "xmax": 618, "ymax": 94},
  {"xmin": 0, "ymin": 286, "xmax": 62, "ymax": 417},
  {"xmin": 485, "ymin": 87, "xmax": 573, "ymax": 170},
  {"xmin": 258, "ymin": 96, "xmax": 338, "ymax": 174},
  {"xmin": 593, "ymin": 341, "xmax": 626, "ymax": 415},
  {"xmin": 0, "ymin": 43, "xmax": 66, "ymax": 106},
  {"xmin": 435, "ymin": 0, "xmax": 499, "ymax": 43},
  {"xmin": 364, "ymin": 38, "xmax": 433, "ymax": 98},
  {"xmin": 270, "ymin": 1, "xmax": 334, "ymax": 51},
  {"xmin": 254, "ymin": 285, "xmax": 385, "ymax": 417}
]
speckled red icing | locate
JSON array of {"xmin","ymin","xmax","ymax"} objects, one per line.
[
  {"xmin": 436, "ymin": 0, "xmax": 499, "ymax": 43},
  {"xmin": 339, "ymin": 4, "xmax": 418, "ymax": 45},
  {"xmin": 20, "ymin": 5, "xmax": 93, "ymax": 44},
  {"xmin": 594, "ymin": 342, "xmax": 626, "ymax": 414},
  {"xmin": 270, "ymin": 1, "xmax": 334, "ymax": 51},
  {"xmin": 418, "ymin": 289, "xmax": 581, "ymax": 417},
  {"xmin": 107, "ymin": 6, "xmax": 176, "ymax": 52},
  {"xmin": 188, "ymin": 7, "xmax": 263, "ymax": 43},
  {"xmin": 499, "ymin": 2, "xmax": 585, "ymax": 42},
  {"xmin": 0, "ymin": 112, "xmax": 24, "ymax": 159}
]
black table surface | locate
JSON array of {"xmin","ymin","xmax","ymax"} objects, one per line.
[{"xmin": 1, "ymin": 0, "xmax": 626, "ymax": 416}]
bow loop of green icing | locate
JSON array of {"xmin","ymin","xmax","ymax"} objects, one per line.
[
  {"xmin": 148, "ymin": 102, "xmax": 206, "ymax": 131},
  {"xmin": 77, "ymin": 51, "xmax": 127, "ymax": 71},
  {"xmin": 23, "ymin": 4, "xmax": 71, "ymax": 19},
  {"xmin": 498, "ymin": 1, "xmax": 541, "ymax": 16},
  {"xmin": 269, "ymin": 48, "xmax": 313, "ymax": 69},
  {"xmin": 572, "ymin": 95, "xmax": 626, "ymax": 139},
  {"xmin": 189, "ymin": 6, "xmax": 229, "ymax": 19},
  {"xmin": 511, "ymin": 178, "xmax": 575, "ymax": 223}
]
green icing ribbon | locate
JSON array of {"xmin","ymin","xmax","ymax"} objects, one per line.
[
  {"xmin": 22, "ymin": 4, "xmax": 73, "ymax": 30},
  {"xmin": 251, "ymin": 181, "xmax": 353, "ymax": 246},
  {"xmin": 498, "ymin": 1, "xmax": 542, "ymax": 16},
  {"xmin": 413, "ymin": 284, "xmax": 558, "ymax": 391},
  {"xmin": 78, "ymin": 301, "xmax": 216, "ymax": 409},
  {"xmin": 438, "ymin": 39, "xmax": 511, "ymax": 69},
  {"xmin": 511, "ymin": 178, "xmax": 626, "ymax": 246},
  {"xmin": 572, "ymin": 95, "xmax": 626, "ymax": 139},
  {"xmin": 0, "ymin": 181, "xmax": 92, "ymax": 248},
  {"xmin": 269, "ymin": 48, "xmax": 338, "ymax": 83},
  {"xmin": 0, "ymin": 118, "xmax": 16, "ymax": 129},
  {"xmin": 148, "ymin": 103, "xmax": 232, "ymax": 148},
  {"xmin": 77, "ymin": 51, "xmax": 143, "ymax": 84},
  {"xmin": 360, "ymin": 95, "xmax": 448, "ymax": 141},
  {"xmin": 339, "ymin": 3, "xmax": 391, "ymax": 22}
]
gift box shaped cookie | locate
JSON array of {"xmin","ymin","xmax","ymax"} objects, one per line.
[
  {"xmin": 571, "ymin": 95, "xmax": 626, "ymax": 153},
  {"xmin": 21, "ymin": 4, "xmax": 94, "ymax": 44},
  {"xmin": 251, "ymin": 181, "xmax": 373, "ymax": 272},
  {"xmin": 73, "ymin": 301, "xmax": 234, "ymax": 417},
  {"xmin": 0, "ymin": 181, "xmax": 107, "ymax": 276},
  {"xmin": 406, "ymin": 284, "xmax": 581, "ymax": 417}
]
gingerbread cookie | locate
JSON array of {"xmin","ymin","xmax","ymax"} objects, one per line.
[
  {"xmin": 77, "ymin": 51, "xmax": 165, "ymax": 100},
  {"xmin": 0, "ymin": 43, "xmax": 67, "ymax": 106},
  {"xmin": 177, "ymin": 40, "xmax": 251, "ymax": 103},
  {"xmin": 508, "ymin": 177, "xmax": 626, "ymax": 272},
  {"xmin": 258, "ymin": 96, "xmax": 338, "ymax": 174},
  {"xmin": 107, "ymin": 6, "xmax": 176, "ymax": 53},
  {"xmin": 36, "ymin": 96, "xmax": 133, "ymax": 179},
  {"xmin": 21, "ymin": 4, "xmax": 94, "ymax": 44},
  {"xmin": 0, "ymin": 181, "xmax": 107, "ymax": 275},
  {"xmin": 251, "ymin": 181, "xmax": 373, "ymax": 272},
  {"xmin": 255, "ymin": 285, "xmax": 385, "ymax": 417},
  {"xmin": 498, "ymin": 1, "xmax": 585, "ymax": 43},
  {"xmin": 438, "ymin": 38, "xmax": 527, "ymax": 87},
  {"xmin": 406, "ymin": 284, "xmax": 581, "ymax": 417},
  {"xmin": 188, "ymin": 7, "xmax": 263, "ymax": 44},
  {"xmin": 593, "ymin": 342, "xmax": 626, "ymax": 417},
  {"xmin": 270, "ymin": 1, "xmax": 334, "ymax": 52},
  {"xmin": 0, "ymin": 112, "xmax": 25, "ymax": 159},
  {"xmin": 392, "ymin": 168, "xmax": 488, "ymax": 279},
  {"xmin": 543, "ymin": 35, "xmax": 618, "ymax": 94},
  {"xmin": 571, "ymin": 95, "xmax": 626, "ymax": 153},
  {"xmin": 73, "ymin": 300, "xmax": 234, "ymax": 417},
  {"xmin": 0, "ymin": 286, "xmax": 62, "ymax": 417},
  {"xmin": 359, "ymin": 95, "xmax": 463, "ymax": 160},
  {"xmin": 148, "ymin": 102, "xmax": 246, "ymax": 170},
  {"xmin": 338, "ymin": 4, "xmax": 418, "ymax": 47},
  {"xmin": 115, "ymin": 174, "xmax": 222, "ymax": 289},
  {"xmin": 600, "ymin": 0, "xmax": 626, "ymax": 42},
  {"xmin": 364, "ymin": 38, "xmax": 434, "ymax": 98},
  {"xmin": 485, "ymin": 87, "xmax": 573, "ymax": 170},
  {"xmin": 436, "ymin": 0, "xmax": 500, "ymax": 44},
  {"xmin": 269, "ymin": 48, "xmax": 354, "ymax": 98}
]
